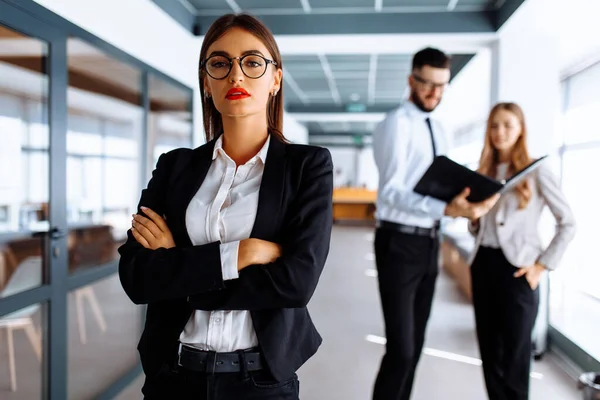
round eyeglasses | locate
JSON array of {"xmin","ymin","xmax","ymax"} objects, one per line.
[
  {"xmin": 201, "ymin": 54, "xmax": 278, "ymax": 80},
  {"xmin": 412, "ymin": 74, "xmax": 449, "ymax": 91}
]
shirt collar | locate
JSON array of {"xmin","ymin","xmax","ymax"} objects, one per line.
[
  {"xmin": 212, "ymin": 134, "xmax": 270, "ymax": 164},
  {"xmin": 405, "ymin": 100, "xmax": 433, "ymax": 121}
]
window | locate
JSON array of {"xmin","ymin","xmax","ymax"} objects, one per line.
[
  {"xmin": 147, "ymin": 73, "xmax": 193, "ymax": 178},
  {"xmin": 0, "ymin": 24, "xmax": 49, "ymax": 299},
  {"xmin": 549, "ymin": 61, "xmax": 600, "ymax": 362},
  {"xmin": 66, "ymin": 38, "xmax": 143, "ymax": 272},
  {"xmin": 0, "ymin": 4, "xmax": 195, "ymax": 398}
]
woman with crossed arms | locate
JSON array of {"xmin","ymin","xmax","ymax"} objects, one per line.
[{"xmin": 118, "ymin": 13, "xmax": 333, "ymax": 400}]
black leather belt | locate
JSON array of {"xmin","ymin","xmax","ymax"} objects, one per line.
[
  {"xmin": 177, "ymin": 344, "xmax": 263, "ymax": 374},
  {"xmin": 377, "ymin": 220, "xmax": 440, "ymax": 238}
]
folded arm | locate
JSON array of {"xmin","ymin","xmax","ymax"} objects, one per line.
[
  {"xmin": 118, "ymin": 151, "xmax": 227, "ymax": 305},
  {"xmin": 188, "ymin": 148, "xmax": 334, "ymax": 311}
]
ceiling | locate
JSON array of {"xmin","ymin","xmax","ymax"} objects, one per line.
[
  {"xmin": 283, "ymin": 53, "xmax": 473, "ymax": 110},
  {"xmin": 190, "ymin": 0, "xmax": 496, "ymax": 14},
  {"xmin": 152, "ymin": 0, "xmax": 525, "ymax": 35},
  {"xmin": 150, "ymin": 0, "xmax": 526, "ymax": 143}
]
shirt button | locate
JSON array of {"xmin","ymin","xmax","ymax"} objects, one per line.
[{"xmin": 215, "ymin": 318, "xmax": 221, "ymax": 324}]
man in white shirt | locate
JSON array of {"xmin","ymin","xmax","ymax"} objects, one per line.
[{"xmin": 371, "ymin": 48, "xmax": 498, "ymax": 400}]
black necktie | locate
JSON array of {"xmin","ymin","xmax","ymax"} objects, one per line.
[{"xmin": 425, "ymin": 117, "xmax": 437, "ymax": 158}]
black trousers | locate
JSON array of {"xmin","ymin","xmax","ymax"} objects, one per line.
[
  {"xmin": 471, "ymin": 246, "xmax": 539, "ymax": 400},
  {"xmin": 373, "ymin": 228, "xmax": 439, "ymax": 400},
  {"xmin": 142, "ymin": 364, "xmax": 299, "ymax": 400}
]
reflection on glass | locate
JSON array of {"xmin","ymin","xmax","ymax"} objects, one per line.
[
  {"xmin": 0, "ymin": 25, "xmax": 48, "ymax": 295},
  {"xmin": 549, "ymin": 146, "xmax": 600, "ymax": 361},
  {"xmin": 0, "ymin": 302, "xmax": 45, "ymax": 398},
  {"xmin": 66, "ymin": 38, "xmax": 143, "ymax": 272},
  {"xmin": 148, "ymin": 74, "xmax": 193, "ymax": 177},
  {"xmin": 67, "ymin": 275, "xmax": 141, "ymax": 399},
  {"xmin": 550, "ymin": 68, "xmax": 600, "ymax": 361}
]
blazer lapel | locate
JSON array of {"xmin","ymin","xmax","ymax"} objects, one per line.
[
  {"xmin": 251, "ymin": 135, "xmax": 287, "ymax": 241},
  {"xmin": 172, "ymin": 139, "xmax": 217, "ymax": 246},
  {"xmin": 493, "ymin": 193, "xmax": 513, "ymax": 240}
]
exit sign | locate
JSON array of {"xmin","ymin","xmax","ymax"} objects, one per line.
[
  {"xmin": 352, "ymin": 135, "xmax": 363, "ymax": 145},
  {"xmin": 346, "ymin": 103, "xmax": 366, "ymax": 113}
]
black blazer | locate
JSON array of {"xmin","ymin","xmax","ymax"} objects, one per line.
[{"xmin": 118, "ymin": 135, "xmax": 333, "ymax": 385}]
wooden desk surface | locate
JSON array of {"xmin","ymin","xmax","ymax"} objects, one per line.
[
  {"xmin": 332, "ymin": 188, "xmax": 377, "ymax": 203},
  {"xmin": 332, "ymin": 188, "xmax": 377, "ymax": 221}
]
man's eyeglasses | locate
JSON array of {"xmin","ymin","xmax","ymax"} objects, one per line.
[
  {"xmin": 412, "ymin": 74, "xmax": 449, "ymax": 91},
  {"xmin": 201, "ymin": 54, "xmax": 278, "ymax": 80}
]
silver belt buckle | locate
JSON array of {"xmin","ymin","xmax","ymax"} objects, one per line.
[
  {"xmin": 431, "ymin": 220, "xmax": 441, "ymax": 238},
  {"xmin": 177, "ymin": 342, "xmax": 184, "ymax": 367},
  {"xmin": 430, "ymin": 225, "xmax": 437, "ymax": 239}
]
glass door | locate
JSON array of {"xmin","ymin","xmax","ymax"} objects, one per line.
[{"xmin": 0, "ymin": 2, "xmax": 68, "ymax": 398}]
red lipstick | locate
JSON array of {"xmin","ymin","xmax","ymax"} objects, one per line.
[{"xmin": 226, "ymin": 87, "xmax": 250, "ymax": 100}]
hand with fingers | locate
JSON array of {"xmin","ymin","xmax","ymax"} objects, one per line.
[
  {"xmin": 237, "ymin": 239, "xmax": 282, "ymax": 272},
  {"xmin": 131, "ymin": 206, "xmax": 176, "ymax": 250},
  {"xmin": 514, "ymin": 262, "xmax": 546, "ymax": 290},
  {"xmin": 444, "ymin": 187, "xmax": 500, "ymax": 221}
]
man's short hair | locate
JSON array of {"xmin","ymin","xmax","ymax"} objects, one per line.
[{"xmin": 412, "ymin": 47, "xmax": 451, "ymax": 70}]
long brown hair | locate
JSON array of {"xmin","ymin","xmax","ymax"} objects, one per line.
[
  {"xmin": 198, "ymin": 14, "xmax": 285, "ymax": 143},
  {"xmin": 477, "ymin": 102, "xmax": 532, "ymax": 209}
]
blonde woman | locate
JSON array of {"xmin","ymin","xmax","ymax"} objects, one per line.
[{"xmin": 468, "ymin": 102, "xmax": 576, "ymax": 400}]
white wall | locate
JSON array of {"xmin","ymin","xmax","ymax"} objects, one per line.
[
  {"xmin": 491, "ymin": 0, "xmax": 562, "ymax": 157},
  {"xmin": 283, "ymin": 112, "xmax": 308, "ymax": 144},
  {"xmin": 33, "ymin": 0, "xmax": 197, "ymax": 87},
  {"xmin": 557, "ymin": 0, "xmax": 600, "ymax": 76},
  {"xmin": 496, "ymin": 0, "xmax": 600, "ymax": 76},
  {"xmin": 444, "ymin": 0, "xmax": 600, "ymax": 159},
  {"xmin": 357, "ymin": 147, "xmax": 378, "ymax": 190},
  {"xmin": 328, "ymin": 146, "xmax": 378, "ymax": 189},
  {"xmin": 436, "ymin": 49, "xmax": 491, "ymax": 142},
  {"xmin": 439, "ymin": 0, "xmax": 600, "ymax": 161},
  {"xmin": 329, "ymin": 148, "xmax": 356, "ymax": 187},
  {"xmin": 33, "ymin": 0, "xmax": 204, "ymax": 145}
]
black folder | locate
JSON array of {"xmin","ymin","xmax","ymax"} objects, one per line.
[{"xmin": 413, "ymin": 155, "xmax": 548, "ymax": 203}]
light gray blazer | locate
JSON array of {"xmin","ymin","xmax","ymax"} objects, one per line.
[{"xmin": 468, "ymin": 161, "xmax": 576, "ymax": 270}]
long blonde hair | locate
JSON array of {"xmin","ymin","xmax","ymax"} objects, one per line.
[{"xmin": 477, "ymin": 102, "xmax": 532, "ymax": 209}]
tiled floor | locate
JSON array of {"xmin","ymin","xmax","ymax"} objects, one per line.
[{"xmin": 118, "ymin": 226, "xmax": 580, "ymax": 399}]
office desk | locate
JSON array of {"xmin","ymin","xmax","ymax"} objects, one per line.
[{"xmin": 332, "ymin": 188, "xmax": 377, "ymax": 222}]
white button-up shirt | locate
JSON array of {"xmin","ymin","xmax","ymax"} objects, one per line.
[
  {"xmin": 179, "ymin": 135, "xmax": 269, "ymax": 351},
  {"xmin": 480, "ymin": 163, "xmax": 509, "ymax": 248},
  {"xmin": 372, "ymin": 101, "xmax": 451, "ymax": 228}
]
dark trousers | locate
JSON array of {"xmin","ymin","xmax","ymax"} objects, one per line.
[
  {"xmin": 373, "ymin": 228, "xmax": 439, "ymax": 400},
  {"xmin": 143, "ymin": 364, "xmax": 299, "ymax": 400},
  {"xmin": 471, "ymin": 246, "xmax": 539, "ymax": 400}
]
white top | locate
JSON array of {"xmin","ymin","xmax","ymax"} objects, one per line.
[
  {"xmin": 480, "ymin": 163, "xmax": 510, "ymax": 248},
  {"xmin": 179, "ymin": 135, "xmax": 270, "ymax": 351},
  {"xmin": 372, "ymin": 101, "xmax": 451, "ymax": 228}
]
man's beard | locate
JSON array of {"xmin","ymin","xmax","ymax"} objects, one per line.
[{"xmin": 410, "ymin": 91, "xmax": 440, "ymax": 113}]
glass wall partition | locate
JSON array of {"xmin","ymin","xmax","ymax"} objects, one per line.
[{"xmin": 0, "ymin": 1, "xmax": 194, "ymax": 398}]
